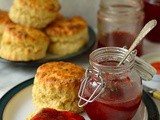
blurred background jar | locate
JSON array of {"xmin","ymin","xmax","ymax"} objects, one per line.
[
  {"xmin": 97, "ymin": 0, "xmax": 144, "ymax": 56},
  {"xmin": 144, "ymin": 0, "xmax": 160, "ymax": 43}
]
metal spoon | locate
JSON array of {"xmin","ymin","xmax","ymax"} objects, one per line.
[{"xmin": 118, "ymin": 20, "xmax": 157, "ymax": 66}]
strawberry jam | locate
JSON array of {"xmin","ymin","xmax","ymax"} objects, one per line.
[
  {"xmin": 98, "ymin": 31, "xmax": 143, "ymax": 56},
  {"xmin": 31, "ymin": 108, "xmax": 85, "ymax": 120},
  {"xmin": 84, "ymin": 94, "xmax": 142, "ymax": 120}
]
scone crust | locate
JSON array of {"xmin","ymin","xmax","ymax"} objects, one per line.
[
  {"xmin": 33, "ymin": 62, "xmax": 85, "ymax": 113},
  {"xmin": 0, "ymin": 10, "xmax": 11, "ymax": 49},
  {"xmin": 0, "ymin": 23, "xmax": 49, "ymax": 61},
  {"xmin": 14, "ymin": 0, "xmax": 61, "ymax": 12},
  {"xmin": 0, "ymin": 10, "xmax": 11, "ymax": 34},
  {"xmin": 35, "ymin": 61, "xmax": 85, "ymax": 83},
  {"xmin": 9, "ymin": 0, "xmax": 61, "ymax": 28},
  {"xmin": 0, "ymin": 10, "xmax": 10, "ymax": 25},
  {"xmin": 45, "ymin": 16, "xmax": 89, "ymax": 55},
  {"xmin": 48, "ymin": 28, "xmax": 89, "ymax": 55},
  {"xmin": 45, "ymin": 16, "xmax": 87, "ymax": 37}
]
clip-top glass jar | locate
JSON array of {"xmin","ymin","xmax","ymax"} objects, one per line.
[
  {"xmin": 97, "ymin": 0, "xmax": 144, "ymax": 56},
  {"xmin": 78, "ymin": 47, "xmax": 156, "ymax": 120}
]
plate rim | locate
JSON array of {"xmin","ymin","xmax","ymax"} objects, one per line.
[
  {"xmin": 0, "ymin": 26, "xmax": 96, "ymax": 66},
  {"xmin": 0, "ymin": 78, "xmax": 159, "ymax": 120}
]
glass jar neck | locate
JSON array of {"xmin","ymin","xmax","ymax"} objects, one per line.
[
  {"xmin": 89, "ymin": 47, "xmax": 136, "ymax": 74},
  {"xmin": 100, "ymin": 0, "xmax": 144, "ymax": 15}
]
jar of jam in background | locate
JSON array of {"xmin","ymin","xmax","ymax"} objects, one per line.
[
  {"xmin": 78, "ymin": 47, "xmax": 156, "ymax": 120},
  {"xmin": 144, "ymin": 0, "xmax": 160, "ymax": 43},
  {"xmin": 97, "ymin": 0, "xmax": 144, "ymax": 56}
]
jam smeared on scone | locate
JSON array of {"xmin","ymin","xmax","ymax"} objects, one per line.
[{"xmin": 31, "ymin": 108, "xmax": 85, "ymax": 120}]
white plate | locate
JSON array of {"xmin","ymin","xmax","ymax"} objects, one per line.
[{"xmin": 1, "ymin": 78, "xmax": 159, "ymax": 120}]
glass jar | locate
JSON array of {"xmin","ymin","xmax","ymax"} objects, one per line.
[
  {"xmin": 144, "ymin": 0, "xmax": 160, "ymax": 43},
  {"xmin": 97, "ymin": 0, "xmax": 144, "ymax": 56},
  {"xmin": 78, "ymin": 47, "xmax": 156, "ymax": 120}
]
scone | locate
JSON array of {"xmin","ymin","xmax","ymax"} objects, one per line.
[
  {"xmin": 0, "ymin": 23, "xmax": 49, "ymax": 61},
  {"xmin": 9, "ymin": 0, "xmax": 61, "ymax": 28},
  {"xmin": 45, "ymin": 16, "xmax": 89, "ymax": 55},
  {"xmin": 32, "ymin": 62, "xmax": 85, "ymax": 113},
  {"xmin": 0, "ymin": 10, "xmax": 11, "ymax": 48}
]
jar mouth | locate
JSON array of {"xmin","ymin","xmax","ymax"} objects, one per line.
[
  {"xmin": 100, "ymin": 0, "xmax": 144, "ymax": 14},
  {"xmin": 89, "ymin": 47, "xmax": 135, "ymax": 72}
]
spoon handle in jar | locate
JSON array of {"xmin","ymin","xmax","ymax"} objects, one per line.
[{"xmin": 118, "ymin": 20, "xmax": 157, "ymax": 66}]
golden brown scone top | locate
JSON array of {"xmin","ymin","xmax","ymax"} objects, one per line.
[
  {"xmin": 13, "ymin": 0, "xmax": 61, "ymax": 12},
  {"xmin": 45, "ymin": 16, "xmax": 88, "ymax": 37},
  {"xmin": 35, "ymin": 61, "xmax": 85, "ymax": 85},
  {"xmin": 4, "ymin": 23, "xmax": 49, "ymax": 45},
  {"xmin": 0, "ymin": 10, "xmax": 11, "ymax": 24}
]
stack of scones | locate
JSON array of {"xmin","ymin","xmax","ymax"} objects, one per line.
[{"xmin": 0, "ymin": 0, "xmax": 89, "ymax": 61}]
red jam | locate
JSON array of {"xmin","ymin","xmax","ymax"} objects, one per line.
[
  {"xmin": 84, "ymin": 94, "xmax": 142, "ymax": 120},
  {"xmin": 98, "ymin": 31, "xmax": 143, "ymax": 56},
  {"xmin": 151, "ymin": 62, "xmax": 160, "ymax": 74},
  {"xmin": 144, "ymin": 0, "xmax": 160, "ymax": 42},
  {"xmin": 84, "ymin": 61, "xmax": 142, "ymax": 120},
  {"xmin": 31, "ymin": 108, "xmax": 85, "ymax": 120}
]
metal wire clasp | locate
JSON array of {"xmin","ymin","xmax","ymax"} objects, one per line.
[{"xmin": 78, "ymin": 68, "xmax": 106, "ymax": 107}]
